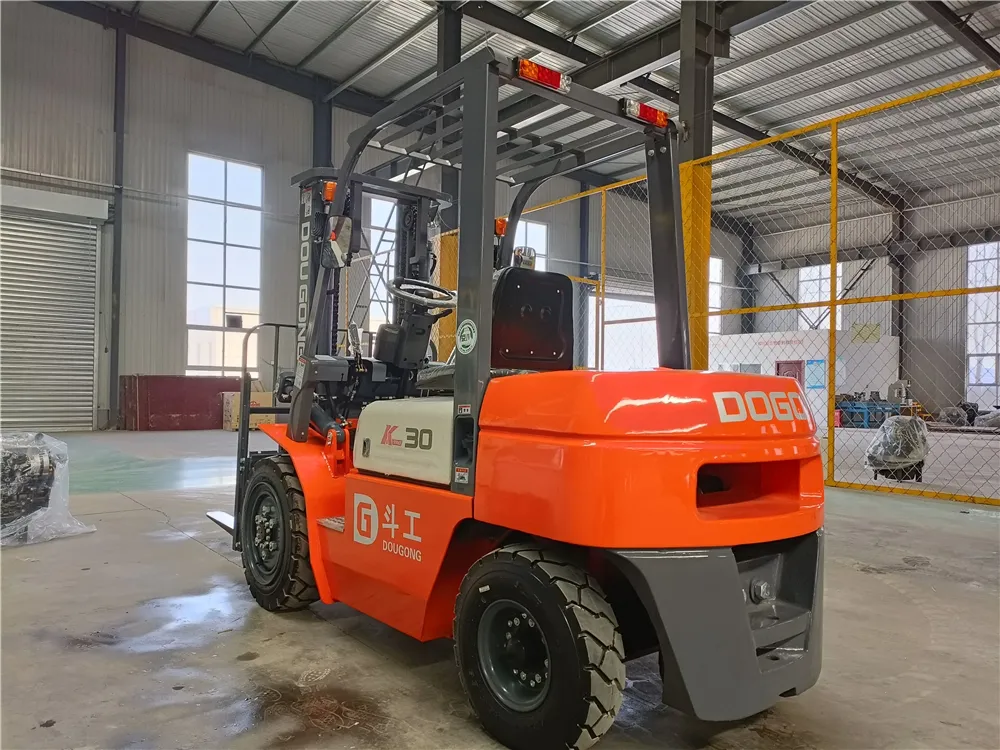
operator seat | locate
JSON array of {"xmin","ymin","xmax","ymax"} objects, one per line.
[{"xmin": 416, "ymin": 267, "xmax": 574, "ymax": 391}]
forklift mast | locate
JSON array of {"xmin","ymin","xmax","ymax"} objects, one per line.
[{"xmin": 291, "ymin": 168, "xmax": 447, "ymax": 358}]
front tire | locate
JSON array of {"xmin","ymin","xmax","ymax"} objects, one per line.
[
  {"xmin": 240, "ymin": 456, "xmax": 318, "ymax": 612},
  {"xmin": 454, "ymin": 543, "xmax": 625, "ymax": 750}
]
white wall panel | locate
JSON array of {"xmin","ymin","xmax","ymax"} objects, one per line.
[
  {"xmin": 121, "ymin": 38, "xmax": 311, "ymax": 378},
  {"xmin": 0, "ymin": 3, "xmax": 114, "ymax": 189}
]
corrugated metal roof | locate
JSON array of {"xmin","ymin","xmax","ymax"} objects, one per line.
[{"xmin": 101, "ymin": 0, "xmax": 1000, "ymax": 218}]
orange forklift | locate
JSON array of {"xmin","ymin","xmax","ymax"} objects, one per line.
[{"xmin": 210, "ymin": 50, "xmax": 823, "ymax": 750}]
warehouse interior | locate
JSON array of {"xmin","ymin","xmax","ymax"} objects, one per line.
[{"xmin": 1, "ymin": 1, "xmax": 999, "ymax": 749}]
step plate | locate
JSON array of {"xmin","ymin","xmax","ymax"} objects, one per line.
[{"xmin": 318, "ymin": 516, "xmax": 345, "ymax": 532}]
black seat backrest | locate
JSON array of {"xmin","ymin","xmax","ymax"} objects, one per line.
[{"xmin": 491, "ymin": 267, "xmax": 574, "ymax": 371}]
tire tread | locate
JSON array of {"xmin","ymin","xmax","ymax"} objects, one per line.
[
  {"xmin": 455, "ymin": 543, "xmax": 625, "ymax": 750},
  {"xmin": 243, "ymin": 456, "xmax": 318, "ymax": 612}
]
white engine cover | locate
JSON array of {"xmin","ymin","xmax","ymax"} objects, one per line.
[{"xmin": 353, "ymin": 397, "xmax": 455, "ymax": 486}]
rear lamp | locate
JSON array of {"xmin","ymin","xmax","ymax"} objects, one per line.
[
  {"xmin": 323, "ymin": 181, "xmax": 337, "ymax": 202},
  {"xmin": 494, "ymin": 218, "xmax": 508, "ymax": 236},
  {"xmin": 515, "ymin": 58, "xmax": 571, "ymax": 93},
  {"xmin": 621, "ymin": 99, "xmax": 669, "ymax": 129}
]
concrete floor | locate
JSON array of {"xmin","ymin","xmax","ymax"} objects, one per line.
[{"xmin": 3, "ymin": 430, "xmax": 999, "ymax": 750}]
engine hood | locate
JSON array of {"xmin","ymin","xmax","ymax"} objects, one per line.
[{"xmin": 479, "ymin": 369, "xmax": 817, "ymax": 441}]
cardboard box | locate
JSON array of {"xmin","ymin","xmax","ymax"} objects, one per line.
[{"xmin": 221, "ymin": 386, "xmax": 275, "ymax": 431}]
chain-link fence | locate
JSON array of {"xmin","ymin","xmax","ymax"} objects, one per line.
[{"xmin": 681, "ymin": 69, "xmax": 1000, "ymax": 505}]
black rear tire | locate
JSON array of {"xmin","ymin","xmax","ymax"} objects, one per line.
[
  {"xmin": 454, "ymin": 543, "xmax": 625, "ymax": 750},
  {"xmin": 240, "ymin": 456, "xmax": 318, "ymax": 612}
]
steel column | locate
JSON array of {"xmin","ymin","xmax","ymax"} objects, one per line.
[
  {"xmin": 438, "ymin": 3, "xmax": 462, "ymax": 230},
  {"xmin": 646, "ymin": 133, "xmax": 690, "ymax": 369},
  {"xmin": 679, "ymin": 1, "xmax": 716, "ymax": 164},
  {"xmin": 578, "ymin": 182, "xmax": 591, "ymax": 366},
  {"xmin": 738, "ymin": 231, "xmax": 757, "ymax": 333},
  {"xmin": 109, "ymin": 27, "xmax": 126, "ymax": 428},
  {"xmin": 451, "ymin": 61, "xmax": 499, "ymax": 495},
  {"xmin": 312, "ymin": 97, "xmax": 333, "ymax": 167}
]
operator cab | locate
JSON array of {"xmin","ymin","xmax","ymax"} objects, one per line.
[{"xmin": 415, "ymin": 266, "xmax": 574, "ymax": 392}]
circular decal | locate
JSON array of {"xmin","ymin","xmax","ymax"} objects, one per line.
[{"xmin": 456, "ymin": 319, "xmax": 478, "ymax": 355}]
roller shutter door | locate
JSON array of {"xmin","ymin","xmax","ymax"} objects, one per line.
[{"xmin": 0, "ymin": 213, "xmax": 99, "ymax": 431}]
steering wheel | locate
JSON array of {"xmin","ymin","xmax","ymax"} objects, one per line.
[{"xmin": 388, "ymin": 278, "xmax": 457, "ymax": 319}]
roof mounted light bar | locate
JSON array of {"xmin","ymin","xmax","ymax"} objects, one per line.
[
  {"xmin": 514, "ymin": 58, "xmax": 571, "ymax": 93},
  {"xmin": 621, "ymin": 99, "xmax": 669, "ymax": 129}
]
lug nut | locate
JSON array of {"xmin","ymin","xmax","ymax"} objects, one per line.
[
  {"xmin": 534, "ymin": 673, "xmax": 541, "ymax": 682},
  {"xmin": 750, "ymin": 578, "xmax": 774, "ymax": 603},
  {"xmin": 527, "ymin": 619, "xmax": 534, "ymax": 628},
  {"xmin": 505, "ymin": 632, "xmax": 511, "ymax": 640},
  {"xmin": 514, "ymin": 617, "xmax": 520, "ymax": 626},
  {"xmin": 520, "ymin": 671, "xmax": 526, "ymax": 680}
]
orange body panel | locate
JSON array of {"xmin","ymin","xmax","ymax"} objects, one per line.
[
  {"xmin": 321, "ymin": 474, "xmax": 475, "ymax": 640},
  {"xmin": 474, "ymin": 369, "xmax": 824, "ymax": 548}
]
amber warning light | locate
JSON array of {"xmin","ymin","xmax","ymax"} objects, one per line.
[
  {"xmin": 622, "ymin": 99, "xmax": 669, "ymax": 129},
  {"xmin": 323, "ymin": 181, "xmax": 336, "ymax": 202},
  {"xmin": 494, "ymin": 218, "xmax": 508, "ymax": 237},
  {"xmin": 515, "ymin": 59, "xmax": 570, "ymax": 93}
]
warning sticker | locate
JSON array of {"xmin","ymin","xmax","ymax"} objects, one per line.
[
  {"xmin": 457, "ymin": 404, "xmax": 471, "ymax": 416},
  {"xmin": 454, "ymin": 467, "xmax": 470, "ymax": 484}
]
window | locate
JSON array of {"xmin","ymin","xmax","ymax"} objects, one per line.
[
  {"xmin": 967, "ymin": 243, "xmax": 1000, "ymax": 408},
  {"xmin": 709, "ymin": 257, "xmax": 723, "ymax": 335},
  {"xmin": 798, "ymin": 264, "xmax": 843, "ymax": 330},
  {"xmin": 365, "ymin": 197, "xmax": 397, "ymax": 331},
  {"xmin": 514, "ymin": 220, "xmax": 548, "ymax": 271},
  {"xmin": 587, "ymin": 295, "xmax": 657, "ymax": 371},
  {"xmin": 186, "ymin": 154, "xmax": 262, "ymax": 377}
]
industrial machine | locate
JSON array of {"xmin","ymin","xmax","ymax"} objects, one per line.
[{"xmin": 209, "ymin": 50, "xmax": 824, "ymax": 750}]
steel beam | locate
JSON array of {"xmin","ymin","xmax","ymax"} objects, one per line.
[
  {"xmin": 313, "ymin": 97, "xmax": 333, "ymax": 167},
  {"xmin": 243, "ymin": 1, "xmax": 297, "ymax": 54},
  {"xmin": 387, "ymin": 0, "xmax": 555, "ymax": 99},
  {"xmin": 325, "ymin": 10, "xmax": 443, "ymax": 102},
  {"xmin": 913, "ymin": 1, "xmax": 1000, "ymax": 70},
  {"xmin": 190, "ymin": 1, "xmax": 219, "ymax": 36},
  {"xmin": 42, "ymin": 2, "xmax": 389, "ymax": 116},
  {"xmin": 718, "ymin": 1, "xmax": 811, "ymax": 35},
  {"xmin": 438, "ymin": 3, "xmax": 463, "ymax": 229},
  {"xmin": 678, "ymin": 1, "xmax": 715, "ymax": 163},
  {"xmin": 296, "ymin": 1, "xmax": 379, "ymax": 70},
  {"xmin": 743, "ymin": 225, "xmax": 1000, "ymax": 272},
  {"xmin": 507, "ymin": 133, "xmax": 646, "ymax": 185},
  {"xmin": 109, "ymin": 27, "xmax": 126, "ymax": 428}
]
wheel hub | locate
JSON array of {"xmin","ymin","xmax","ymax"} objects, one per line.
[
  {"xmin": 245, "ymin": 486, "xmax": 283, "ymax": 583},
  {"xmin": 253, "ymin": 501, "xmax": 278, "ymax": 560},
  {"xmin": 478, "ymin": 600, "xmax": 550, "ymax": 712}
]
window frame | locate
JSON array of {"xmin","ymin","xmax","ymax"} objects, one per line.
[
  {"xmin": 797, "ymin": 263, "xmax": 843, "ymax": 331},
  {"xmin": 364, "ymin": 196, "xmax": 399, "ymax": 332},
  {"xmin": 514, "ymin": 219, "xmax": 548, "ymax": 272},
  {"xmin": 185, "ymin": 153, "xmax": 263, "ymax": 377},
  {"xmin": 709, "ymin": 256, "xmax": 723, "ymax": 335},
  {"xmin": 966, "ymin": 243, "xmax": 1000, "ymax": 404}
]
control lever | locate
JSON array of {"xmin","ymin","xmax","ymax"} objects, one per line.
[{"xmin": 348, "ymin": 323, "xmax": 363, "ymax": 370}]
